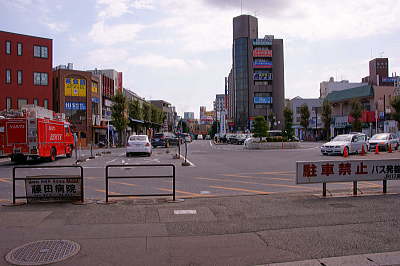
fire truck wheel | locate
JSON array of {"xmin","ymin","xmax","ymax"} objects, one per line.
[
  {"xmin": 50, "ymin": 148, "xmax": 57, "ymax": 162},
  {"xmin": 66, "ymin": 145, "xmax": 73, "ymax": 158}
]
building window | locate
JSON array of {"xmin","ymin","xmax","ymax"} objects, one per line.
[
  {"xmin": 44, "ymin": 99, "xmax": 48, "ymax": 109},
  {"xmin": 6, "ymin": 97, "xmax": 12, "ymax": 110},
  {"xmin": 17, "ymin": 42, "xmax": 23, "ymax": 56},
  {"xmin": 5, "ymin": 41, "xmax": 11, "ymax": 55},
  {"xmin": 33, "ymin": 45, "xmax": 48, "ymax": 58},
  {"xmin": 33, "ymin": 98, "xmax": 38, "ymax": 106},
  {"xmin": 5, "ymin": 69, "xmax": 11, "ymax": 84},
  {"xmin": 33, "ymin": 72, "xmax": 48, "ymax": 85},
  {"xmin": 17, "ymin": 99, "xmax": 27, "ymax": 110},
  {"xmin": 17, "ymin": 70, "xmax": 22, "ymax": 85}
]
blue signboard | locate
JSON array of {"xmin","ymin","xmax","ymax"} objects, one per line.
[
  {"xmin": 65, "ymin": 102, "xmax": 87, "ymax": 110},
  {"xmin": 253, "ymin": 39, "xmax": 272, "ymax": 46},
  {"xmin": 383, "ymin": 77, "xmax": 398, "ymax": 83},
  {"xmin": 92, "ymin": 97, "xmax": 99, "ymax": 103},
  {"xmin": 254, "ymin": 97, "xmax": 272, "ymax": 104},
  {"xmin": 254, "ymin": 72, "xmax": 273, "ymax": 81}
]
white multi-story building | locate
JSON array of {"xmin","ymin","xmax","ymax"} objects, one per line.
[
  {"xmin": 290, "ymin": 97, "xmax": 323, "ymax": 140},
  {"xmin": 320, "ymin": 77, "xmax": 367, "ymax": 98}
]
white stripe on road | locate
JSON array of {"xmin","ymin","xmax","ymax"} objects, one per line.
[
  {"xmin": 106, "ymin": 158, "xmax": 118, "ymax": 164},
  {"xmin": 179, "ymin": 155, "xmax": 196, "ymax": 167}
]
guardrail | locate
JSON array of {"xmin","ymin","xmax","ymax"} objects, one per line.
[
  {"xmin": 105, "ymin": 164, "xmax": 175, "ymax": 203},
  {"xmin": 296, "ymin": 159, "xmax": 399, "ymax": 196},
  {"xmin": 13, "ymin": 165, "xmax": 84, "ymax": 204}
]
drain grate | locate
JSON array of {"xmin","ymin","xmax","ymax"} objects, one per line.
[{"xmin": 5, "ymin": 240, "xmax": 80, "ymax": 265}]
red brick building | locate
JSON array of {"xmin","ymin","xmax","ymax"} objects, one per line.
[{"xmin": 0, "ymin": 31, "xmax": 52, "ymax": 110}]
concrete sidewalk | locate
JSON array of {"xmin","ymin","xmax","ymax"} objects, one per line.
[{"xmin": 1, "ymin": 191, "xmax": 400, "ymax": 265}]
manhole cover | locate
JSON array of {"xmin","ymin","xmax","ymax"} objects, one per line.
[
  {"xmin": 329, "ymin": 203, "xmax": 354, "ymax": 208},
  {"xmin": 6, "ymin": 240, "xmax": 80, "ymax": 265}
]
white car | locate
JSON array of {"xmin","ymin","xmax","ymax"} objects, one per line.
[
  {"xmin": 126, "ymin": 135, "xmax": 152, "ymax": 157},
  {"xmin": 197, "ymin": 135, "xmax": 203, "ymax": 140},
  {"xmin": 321, "ymin": 133, "xmax": 368, "ymax": 155}
]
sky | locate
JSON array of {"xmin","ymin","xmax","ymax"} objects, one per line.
[{"xmin": 1, "ymin": 0, "xmax": 400, "ymax": 118}]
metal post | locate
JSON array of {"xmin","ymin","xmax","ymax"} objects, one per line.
[
  {"xmin": 185, "ymin": 141, "xmax": 188, "ymax": 164},
  {"xmin": 12, "ymin": 167, "xmax": 16, "ymax": 204},
  {"xmin": 322, "ymin": 183, "xmax": 326, "ymax": 197},
  {"xmin": 105, "ymin": 166, "xmax": 109, "ymax": 203},
  {"xmin": 80, "ymin": 166, "xmax": 84, "ymax": 202},
  {"xmin": 353, "ymin": 181, "xmax": 357, "ymax": 195},
  {"xmin": 172, "ymin": 165, "xmax": 176, "ymax": 201},
  {"xmin": 383, "ymin": 180, "xmax": 387, "ymax": 193}
]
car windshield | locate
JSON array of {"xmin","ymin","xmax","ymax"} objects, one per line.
[
  {"xmin": 332, "ymin": 135, "xmax": 352, "ymax": 142},
  {"xmin": 371, "ymin": 134, "xmax": 389, "ymax": 140},
  {"xmin": 129, "ymin": 136, "xmax": 147, "ymax": 141}
]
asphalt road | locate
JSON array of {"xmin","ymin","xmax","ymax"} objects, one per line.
[{"xmin": 1, "ymin": 140, "xmax": 400, "ymax": 203}]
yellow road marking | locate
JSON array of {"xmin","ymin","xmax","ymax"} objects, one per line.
[
  {"xmin": 361, "ymin": 181, "xmax": 382, "ymax": 188},
  {"xmin": 157, "ymin": 188, "xmax": 204, "ymax": 197},
  {"xmin": 110, "ymin": 181, "xmax": 137, "ymax": 187},
  {"xmin": 252, "ymin": 171, "xmax": 296, "ymax": 175},
  {"xmin": 209, "ymin": 185, "xmax": 272, "ymax": 194},
  {"xmin": 95, "ymin": 189, "xmax": 137, "ymax": 199},
  {"xmin": 268, "ymin": 177, "xmax": 292, "ymax": 181},
  {"xmin": 0, "ymin": 178, "xmax": 11, "ymax": 183},
  {"xmin": 0, "ymin": 199, "xmax": 9, "ymax": 203},
  {"xmin": 197, "ymin": 177, "xmax": 315, "ymax": 190}
]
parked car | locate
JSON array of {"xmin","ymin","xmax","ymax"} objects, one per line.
[
  {"xmin": 368, "ymin": 133, "xmax": 399, "ymax": 151},
  {"xmin": 205, "ymin": 135, "xmax": 211, "ymax": 140},
  {"xmin": 126, "ymin": 135, "xmax": 152, "ymax": 157},
  {"xmin": 320, "ymin": 133, "xmax": 368, "ymax": 155},
  {"xmin": 235, "ymin": 134, "xmax": 248, "ymax": 145},
  {"xmin": 182, "ymin": 133, "xmax": 192, "ymax": 142},
  {"xmin": 151, "ymin": 132, "xmax": 179, "ymax": 148},
  {"xmin": 197, "ymin": 134, "xmax": 203, "ymax": 140}
]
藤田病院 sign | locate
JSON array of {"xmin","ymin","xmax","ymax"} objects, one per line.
[
  {"xmin": 25, "ymin": 175, "xmax": 81, "ymax": 202},
  {"xmin": 296, "ymin": 159, "xmax": 400, "ymax": 184}
]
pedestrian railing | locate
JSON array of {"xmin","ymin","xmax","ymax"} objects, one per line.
[
  {"xmin": 12, "ymin": 165, "xmax": 84, "ymax": 204},
  {"xmin": 105, "ymin": 164, "xmax": 175, "ymax": 202}
]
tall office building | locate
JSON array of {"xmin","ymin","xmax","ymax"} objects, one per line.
[{"xmin": 230, "ymin": 15, "xmax": 285, "ymax": 131}]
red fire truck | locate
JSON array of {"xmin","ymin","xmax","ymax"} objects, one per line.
[{"xmin": 0, "ymin": 105, "xmax": 74, "ymax": 163}]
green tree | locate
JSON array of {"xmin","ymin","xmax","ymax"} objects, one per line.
[
  {"xmin": 111, "ymin": 91, "xmax": 128, "ymax": 146},
  {"xmin": 252, "ymin": 116, "xmax": 269, "ymax": 141},
  {"xmin": 267, "ymin": 113, "xmax": 276, "ymax": 130},
  {"xmin": 283, "ymin": 107, "xmax": 294, "ymax": 139},
  {"xmin": 350, "ymin": 99, "xmax": 363, "ymax": 132},
  {"xmin": 321, "ymin": 100, "xmax": 332, "ymax": 140},
  {"xmin": 209, "ymin": 121, "xmax": 220, "ymax": 137},
  {"xmin": 390, "ymin": 96, "xmax": 400, "ymax": 126},
  {"xmin": 178, "ymin": 119, "xmax": 189, "ymax": 133},
  {"xmin": 299, "ymin": 104, "xmax": 310, "ymax": 140},
  {"xmin": 142, "ymin": 102, "xmax": 151, "ymax": 122},
  {"xmin": 128, "ymin": 99, "xmax": 143, "ymax": 134}
]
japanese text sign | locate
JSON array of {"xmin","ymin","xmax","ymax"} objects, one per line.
[
  {"xmin": 296, "ymin": 159, "xmax": 400, "ymax": 184},
  {"xmin": 25, "ymin": 175, "xmax": 82, "ymax": 202}
]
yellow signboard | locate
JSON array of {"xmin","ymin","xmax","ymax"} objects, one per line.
[
  {"xmin": 64, "ymin": 78, "xmax": 72, "ymax": 96},
  {"xmin": 79, "ymin": 79, "xmax": 86, "ymax": 96},
  {"xmin": 65, "ymin": 78, "xmax": 86, "ymax": 97},
  {"xmin": 92, "ymin": 82, "xmax": 98, "ymax": 93}
]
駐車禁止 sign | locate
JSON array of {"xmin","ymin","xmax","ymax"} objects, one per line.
[{"xmin": 296, "ymin": 159, "xmax": 400, "ymax": 184}]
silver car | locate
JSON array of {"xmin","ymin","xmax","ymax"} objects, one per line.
[
  {"xmin": 368, "ymin": 133, "xmax": 399, "ymax": 151},
  {"xmin": 321, "ymin": 133, "xmax": 368, "ymax": 155}
]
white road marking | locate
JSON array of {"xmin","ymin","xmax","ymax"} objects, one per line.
[
  {"xmin": 209, "ymin": 141, "xmax": 213, "ymax": 147},
  {"xmin": 174, "ymin": 210, "xmax": 197, "ymax": 215},
  {"xmin": 179, "ymin": 155, "xmax": 196, "ymax": 167},
  {"xmin": 106, "ymin": 158, "xmax": 118, "ymax": 164},
  {"xmin": 200, "ymin": 191, "xmax": 210, "ymax": 194}
]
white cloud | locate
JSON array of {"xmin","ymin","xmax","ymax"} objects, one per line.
[
  {"xmin": 128, "ymin": 54, "xmax": 206, "ymax": 70},
  {"xmin": 44, "ymin": 21, "xmax": 69, "ymax": 32},
  {"xmin": 87, "ymin": 48, "xmax": 130, "ymax": 67},
  {"xmin": 96, "ymin": 0, "xmax": 154, "ymax": 19},
  {"xmin": 89, "ymin": 21, "xmax": 145, "ymax": 45}
]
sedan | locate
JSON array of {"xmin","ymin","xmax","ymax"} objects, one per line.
[
  {"xmin": 126, "ymin": 135, "xmax": 152, "ymax": 157},
  {"xmin": 321, "ymin": 133, "xmax": 368, "ymax": 155},
  {"xmin": 368, "ymin": 133, "xmax": 399, "ymax": 151}
]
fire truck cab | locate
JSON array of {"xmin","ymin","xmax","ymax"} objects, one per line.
[{"xmin": 0, "ymin": 105, "xmax": 74, "ymax": 163}]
